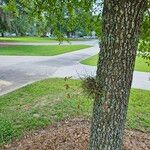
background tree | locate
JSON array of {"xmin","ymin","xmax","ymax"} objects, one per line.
[
  {"xmin": 138, "ymin": 8, "xmax": 150, "ymax": 65},
  {"xmin": 10, "ymin": 14, "xmax": 31, "ymax": 36},
  {"xmin": 0, "ymin": 0, "xmax": 12, "ymax": 36}
]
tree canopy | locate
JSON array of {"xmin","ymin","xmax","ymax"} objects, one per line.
[{"xmin": 0, "ymin": 0, "xmax": 102, "ymax": 38}]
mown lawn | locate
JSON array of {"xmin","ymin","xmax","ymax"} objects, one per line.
[
  {"xmin": 81, "ymin": 54, "xmax": 150, "ymax": 72},
  {"xmin": 0, "ymin": 37, "xmax": 57, "ymax": 43},
  {"xmin": 0, "ymin": 78, "xmax": 149, "ymax": 145},
  {"xmin": 0, "ymin": 37, "xmax": 90, "ymax": 43},
  {"xmin": 0, "ymin": 45, "xmax": 90, "ymax": 56}
]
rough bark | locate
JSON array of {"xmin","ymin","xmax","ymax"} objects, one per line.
[{"xmin": 89, "ymin": 0, "xmax": 147, "ymax": 150}]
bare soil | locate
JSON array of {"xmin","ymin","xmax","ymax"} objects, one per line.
[
  {"xmin": 3, "ymin": 118, "xmax": 150, "ymax": 150},
  {"xmin": 0, "ymin": 45, "xmax": 9, "ymax": 47}
]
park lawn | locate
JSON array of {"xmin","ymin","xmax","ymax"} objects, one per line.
[
  {"xmin": 0, "ymin": 45, "xmax": 91, "ymax": 56},
  {"xmin": 0, "ymin": 37, "xmax": 91, "ymax": 43},
  {"xmin": 0, "ymin": 78, "xmax": 149, "ymax": 145},
  {"xmin": 0, "ymin": 37, "xmax": 57, "ymax": 43},
  {"xmin": 81, "ymin": 54, "xmax": 150, "ymax": 72}
]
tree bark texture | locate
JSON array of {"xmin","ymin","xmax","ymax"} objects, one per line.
[{"xmin": 89, "ymin": 0, "xmax": 147, "ymax": 150}]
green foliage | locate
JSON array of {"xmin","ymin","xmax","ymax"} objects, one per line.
[
  {"xmin": 3, "ymin": 0, "xmax": 102, "ymax": 39},
  {"xmin": 0, "ymin": 4, "xmax": 12, "ymax": 34},
  {"xmin": 11, "ymin": 15, "xmax": 31, "ymax": 36},
  {"xmin": 138, "ymin": 7, "xmax": 150, "ymax": 64}
]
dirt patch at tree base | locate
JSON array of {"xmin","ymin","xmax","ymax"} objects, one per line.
[{"xmin": 3, "ymin": 118, "xmax": 150, "ymax": 150}]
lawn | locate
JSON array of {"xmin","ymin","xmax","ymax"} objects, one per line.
[
  {"xmin": 0, "ymin": 37, "xmax": 90, "ymax": 43},
  {"xmin": 0, "ymin": 78, "xmax": 149, "ymax": 145},
  {"xmin": 0, "ymin": 37, "xmax": 57, "ymax": 43},
  {"xmin": 81, "ymin": 54, "xmax": 150, "ymax": 72},
  {"xmin": 0, "ymin": 45, "xmax": 91, "ymax": 56}
]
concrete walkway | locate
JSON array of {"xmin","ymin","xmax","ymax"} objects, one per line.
[
  {"xmin": 0, "ymin": 40, "xmax": 98, "ymax": 46},
  {"xmin": 0, "ymin": 43, "xmax": 149, "ymax": 96}
]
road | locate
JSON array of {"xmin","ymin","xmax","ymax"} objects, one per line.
[
  {"xmin": 0, "ymin": 39, "xmax": 98, "ymax": 46},
  {"xmin": 0, "ymin": 40, "xmax": 149, "ymax": 96}
]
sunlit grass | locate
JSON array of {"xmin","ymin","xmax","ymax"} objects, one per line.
[
  {"xmin": 81, "ymin": 54, "xmax": 150, "ymax": 72},
  {"xmin": 0, "ymin": 45, "xmax": 91, "ymax": 56},
  {"xmin": 0, "ymin": 78, "xmax": 149, "ymax": 145}
]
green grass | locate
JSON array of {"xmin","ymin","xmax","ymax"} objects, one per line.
[
  {"xmin": 81, "ymin": 54, "xmax": 99, "ymax": 66},
  {"xmin": 0, "ymin": 45, "xmax": 90, "ymax": 56},
  {"xmin": 81, "ymin": 54, "xmax": 150, "ymax": 72},
  {"xmin": 0, "ymin": 78, "xmax": 149, "ymax": 145},
  {"xmin": 0, "ymin": 37, "xmax": 90, "ymax": 43},
  {"xmin": 134, "ymin": 57, "xmax": 150, "ymax": 72},
  {"xmin": 0, "ymin": 37, "xmax": 57, "ymax": 43}
]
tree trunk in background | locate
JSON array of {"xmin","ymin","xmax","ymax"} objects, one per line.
[
  {"xmin": 1, "ymin": 32, "xmax": 4, "ymax": 37},
  {"xmin": 66, "ymin": 31, "xmax": 70, "ymax": 38},
  {"xmin": 89, "ymin": 0, "xmax": 147, "ymax": 150}
]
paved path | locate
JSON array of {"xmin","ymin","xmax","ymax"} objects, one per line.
[
  {"xmin": 0, "ymin": 42, "xmax": 149, "ymax": 96},
  {"xmin": 0, "ymin": 40, "xmax": 98, "ymax": 46}
]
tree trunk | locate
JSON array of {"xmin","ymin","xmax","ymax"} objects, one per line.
[
  {"xmin": 89, "ymin": 0, "xmax": 147, "ymax": 150},
  {"xmin": 1, "ymin": 32, "xmax": 4, "ymax": 37}
]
